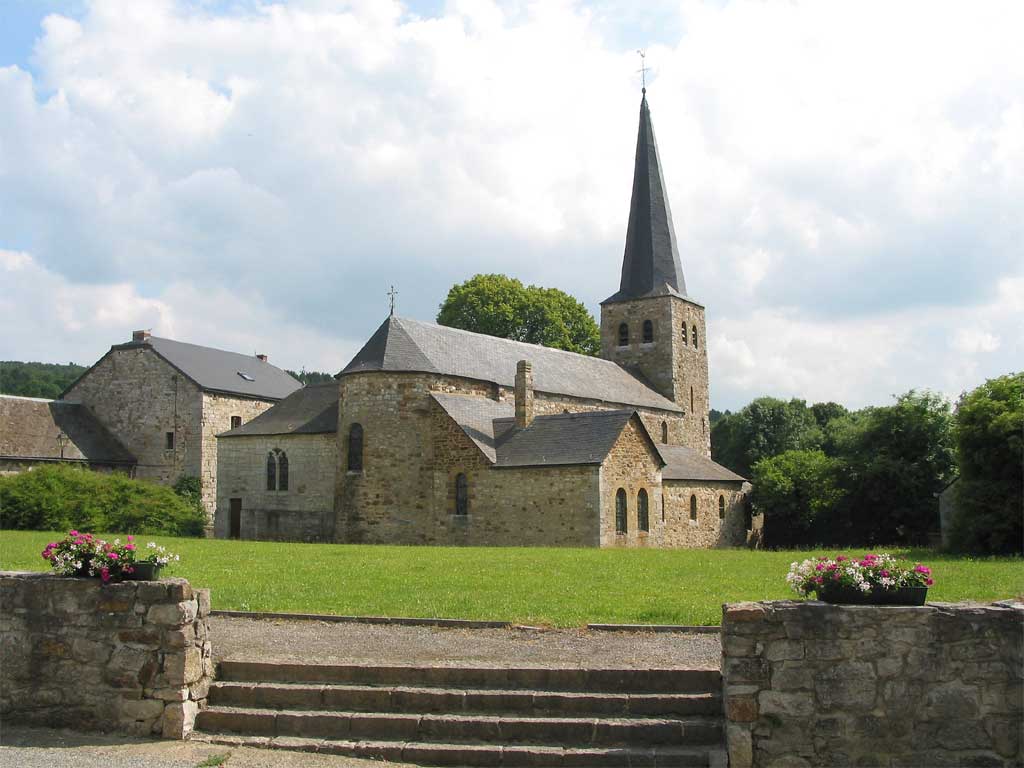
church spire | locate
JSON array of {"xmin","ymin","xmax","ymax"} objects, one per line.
[{"xmin": 603, "ymin": 92, "xmax": 687, "ymax": 304}]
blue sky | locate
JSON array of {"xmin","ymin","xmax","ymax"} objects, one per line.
[{"xmin": 1, "ymin": 0, "xmax": 1021, "ymax": 410}]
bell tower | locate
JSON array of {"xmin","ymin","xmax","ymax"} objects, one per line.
[{"xmin": 600, "ymin": 90, "xmax": 710, "ymax": 455}]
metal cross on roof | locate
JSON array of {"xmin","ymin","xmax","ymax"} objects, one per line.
[
  {"xmin": 636, "ymin": 49, "xmax": 649, "ymax": 93},
  {"xmin": 387, "ymin": 285, "xmax": 398, "ymax": 316}
]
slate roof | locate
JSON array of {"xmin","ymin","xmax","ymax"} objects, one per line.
[
  {"xmin": 72, "ymin": 336, "xmax": 303, "ymax": 401},
  {"xmin": 343, "ymin": 316, "xmax": 682, "ymax": 413},
  {"xmin": 431, "ymin": 394, "xmax": 662, "ymax": 469},
  {"xmin": 0, "ymin": 395, "xmax": 135, "ymax": 465},
  {"xmin": 603, "ymin": 92, "xmax": 690, "ymax": 305},
  {"xmin": 657, "ymin": 444, "xmax": 746, "ymax": 483},
  {"xmin": 219, "ymin": 383, "xmax": 339, "ymax": 438}
]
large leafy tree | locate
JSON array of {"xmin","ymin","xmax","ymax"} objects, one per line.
[
  {"xmin": 750, "ymin": 449, "xmax": 845, "ymax": 548},
  {"xmin": 437, "ymin": 274, "xmax": 601, "ymax": 356},
  {"xmin": 1, "ymin": 361, "xmax": 87, "ymax": 399},
  {"xmin": 710, "ymin": 397, "xmax": 823, "ymax": 477},
  {"xmin": 949, "ymin": 372, "xmax": 1023, "ymax": 554}
]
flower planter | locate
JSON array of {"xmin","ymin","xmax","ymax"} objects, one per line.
[
  {"xmin": 127, "ymin": 562, "xmax": 163, "ymax": 581},
  {"xmin": 818, "ymin": 585, "xmax": 927, "ymax": 605}
]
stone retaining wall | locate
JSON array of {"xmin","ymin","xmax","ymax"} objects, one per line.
[
  {"xmin": 721, "ymin": 600, "xmax": 1023, "ymax": 768},
  {"xmin": 0, "ymin": 571, "xmax": 212, "ymax": 738}
]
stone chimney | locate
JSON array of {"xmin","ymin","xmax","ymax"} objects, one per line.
[
  {"xmin": 132, "ymin": 330, "xmax": 151, "ymax": 343},
  {"xmin": 255, "ymin": 354, "xmax": 268, "ymax": 362},
  {"xmin": 515, "ymin": 360, "xmax": 534, "ymax": 429}
]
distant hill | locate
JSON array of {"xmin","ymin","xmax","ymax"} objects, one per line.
[
  {"xmin": 0, "ymin": 361, "xmax": 88, "ymax": 399},
  {"xmin": 286, "ymin": 370, "xmax": 335, "ymax": 386}
]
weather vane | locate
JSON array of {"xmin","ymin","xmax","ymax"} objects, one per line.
[
  {"xmin": 636, "ymin": 49, "xmax": 649, "ymax": 93},
  {"xmin": 387, "ymin": 285, "xmax": 398, "ymax": 316}
]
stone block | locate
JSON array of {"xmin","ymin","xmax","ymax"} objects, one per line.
[
  {"xmin": 146, "ymin": 601, "xmax": 196, "ymax": 627},
  {"xmin": 925, "ymin": 681, "xmax": 980, "ymax": 718},
  {"xmin": 725, "ymin": 656, "xmax": 769, "ymax": 685},
  {"xmin": 195, "ymin": 589, "xmax": 211, "ymax": 618},
  {"xmin": 764, "ymin": 640, "xmax": 804, "ymax": 662},
  {"xmin": 765, "ymin": 756, "xmax": 810, "ymax": 768},
  {"xmin": 875, "ymin": 655, "xmax": 903, "ymax": 678},
  {"xmin": 117, "ymin": 628, "xmax": 162, "ymax": 650},
  {"xmin": 727, "ymin": 694, "xmax": 759, "ymax": 722},
  {"xmin": 985, "ymin": 716, "xmax": 1021, "ymax": 758},
  {"xmin": 726, "ymin": 723, "xmax": 753, "ymax": 768},
  {"xmin": 772, "ymin": 663, "xmax": 813, "ymax": 691},
  {"xmin": 96, "ymin": 592, "xmax": 134, "ymax": 614},
  {"xmin": 814, "ymin": 662, "xmax": 877, "ymax": 712},
  {"xmin": 71, "ymin": 638, "xmax": 111, "ymax": 664},
  {"xmin": 119, "ymin": 697, "xmax": 165, "ymax": 722},
  {"xmin": 725, "ymin": 603, "xmax": 768, "ymax": 623},
  {"xmin": 723, "ymin": 634, "xmax": 757, "ymax": 657},
  {"xmin": 163, "ymin": 647, "xmax": 203, "ymax": 685},
  {"xmin": 188, "ymin": 676, "xmax": 211, "ymax": 701},
  {"xmin": 759, "ymin": 690, "xmax": 816, "ymax": 718},
  {"xmin": 146, "ymin": 686, "xmax": 188, "ymax": 702},
  {"xmin": 161, "ymin": 698, "xmax": 198, "ymax": 738},
  {"xmin": 135, "ymin": 581, "xmax": 170, "ymax": 603},
  {"xmin": 163, "ymin": 626, "xmax": 195, "ymax": 650}
]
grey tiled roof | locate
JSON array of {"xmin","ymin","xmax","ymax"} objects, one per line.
[
  {"xmin": 105, "ymin": 337, "xmax": 302, "ymax": 400},
  {"xmin": 658, "ymin": 444, "xmax": 746, "ymax": 483},
  {"xmin": 603, "ymin": 93, "xmax": 689, "ymax": 305},
  {"xmin": 431, "ymin": 393, "xmax": 513, "ymax": 463},
  {"xmin": 0, "ymin": 395, "xmax": 135, "ymax": 465},
  {"xmin": 219, "ymin": 383, "xmax": 338, "ymax": 438},
  {"xmin": 343, "ymin": 316, "xmax": 681, "ymax": 413}
]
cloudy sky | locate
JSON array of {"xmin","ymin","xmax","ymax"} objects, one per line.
[{"xmin": 1, "ymin": 0, "xmax": 1021, "ymax": 411}]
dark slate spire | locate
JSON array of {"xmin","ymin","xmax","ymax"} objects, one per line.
[{"xmin": 603, "ymin": 91, "xmax": 687, "ymax": 304}]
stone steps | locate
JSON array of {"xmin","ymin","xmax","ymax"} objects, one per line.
[{"xmin": 193, "ymin": 661, "xmax": 726, "ymax": 767}]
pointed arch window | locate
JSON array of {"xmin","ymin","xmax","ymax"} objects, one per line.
[
  {"xmin": 682, "ymin": 323, "xmax": 688, "ymax": 346},
  {"xmin": 642, "ymin": 320, "xmax": 654, "ymax": 343},
  {"xmin": 661, "ymin": 421, "xmax": 668, "ymax": 444},
  {"xmin": 719, "ymin": 495, "xmax": 726, "ymax": 520},
  {"xmin": 618, "ymin": 323, "xmax": 629, "ymax": 347},
  {"xmin": 348, "ymin": 423, "xmax": 364, "ymax": 471},
  {"xmin": 266, "ymin": 449, "xmax": 288, "ymax": 491},
  {"xmin": 615, "ymin": 489, "xmax": 627, "ymax": 534},
  {"xmin": 638, "ymin": 489, "xmax": 649, "ymax": 532},
  {"xmin": 690, "ymin": 494, "xmax": 698, "ymax": 521},
  {"xmin": 266, "ymin": 452, "xmax": 277, "ymax": 491},
  {"xmin": 692, "ymin": 325, "xmax": 699, "ymax": 350},
  {"xmin": 455, "ymin": 473, "xmax": 468, "ymax": 516}
]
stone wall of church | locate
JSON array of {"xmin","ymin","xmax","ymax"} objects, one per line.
[
  {"xmin": 215, "ymin": 433, "xmax": 336, "ymax": 541},
  {"xmin": 598, "ymin": 416, "xmax": 664, "ymax": 547},
  {"xmin": 65, "ymin": 348, "xmax": 204, "ymax": 488},
  {"xmin": 599, "ymin": 296, "xmax": 711, "ymax": 455},
  {"xmin": 199, "ymin": 393, "xmax": 276, "ymax": 529},
  {"xmin": 663, "ymin": 480, "xmax": 747, "ymax": 548}
]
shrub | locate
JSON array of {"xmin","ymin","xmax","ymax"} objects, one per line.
[{"xmin": 0, "ymin": 465, "xmax": 205, "ymax": 536}]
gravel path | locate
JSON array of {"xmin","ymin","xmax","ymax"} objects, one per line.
[
  {"xmin": 0, "ymin": 726, "xmax": 415, "ymax": 768},
  {"xmin": 210, "ymin": 616, "xmax": 722, "ymax": 669}
]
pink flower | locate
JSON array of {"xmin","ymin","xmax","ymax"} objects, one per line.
[
  {"xmin": 816, "ymin": 564, "xmax": 825, "ymax": 571},
  {"xmin": 108, "ymin": 552, "xmax": 119, "ymax": 560},
  {"xmin": 126, "ymin": 544, "xmax": 135, "ymax": 551},
  {"xmin": 127, "ymin": 536, "xmax": 134, "ymax": 542},
  {"xmin": 833, "ymin": 573, "xmax": 841, "ymax": 581},
  {"xmin": 926, "ymin": 578, "xmax": 934, "ymax": 586},
  {"xmin": 68, "ymin": 530, "xmax": 79, "ymax": 536},
  {"xmin": 836, "ymin": 555, "xmax": 848, "ymax": 562},
  {"xmin": 815, "ymin": 577, "xmax": 824, "ymax": 585},
  {"xmin": 100, "ymin": 567, "xmax": 110, "ymax": 583},
  {"xmin": 881, "ymin": 570, "xmax": 890, "ymax": 577}
]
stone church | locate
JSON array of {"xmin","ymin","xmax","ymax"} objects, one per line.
[{"xmin": 214, "ymin": 92, "xmax": 750, "ymax": 548}]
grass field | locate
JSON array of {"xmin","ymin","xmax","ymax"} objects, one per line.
[{"xmin": 1, "ymin": 530, "xmax": 1020, "ymax": 626}]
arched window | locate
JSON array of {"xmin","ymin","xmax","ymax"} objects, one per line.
[
  {"xmin": 661, "ymin": 493, "xmax": 666, "ymax": 522},
  {"xmin": 642, "ymin": 320, "xmax": 654, "ymax": 343},
  {"xmin": 690, "ymin": 386, "xmax": 694, "ymax": 412},
  {"xmin": 615, "ymin": 489, "xmax": 627, "ymax": 534},
  {"xmin": 690, "ymin": 494, "xmax": 698, "ymax": 521},
  {"xmin": 618, "ymin": 323, "xmax": 629, "ymax": 347},
  {"xmin": 692, "ymin": 324, "xmax": 699, "ymax": 350},
  {"xmin": 347, "ymin": 423, "xmax": 364, "ymax": 471},
  {"xmin": 278, "ymin": 451, "xmax": 289, "ymax": 491},
  {"xmin": 719, "ymin": 495, "xmax": 726, "ymax": 520},
  {"xmin": 638, "ymin": 489, "xmax": 649, "ymax": 532},
  {"xmin": 661, "ymin": 421, "xmax": 668, "ymax": 444},
  {"xmin": 266, "ymin": 452, "xmax": 276, "ymax": 491},
  {"xmin": 682, "ymin": 323, "xmax": 688, "ymax": 345},
  {"xmin": 455, "ymin": 473, "xmax": 468, "ymax": 516}
]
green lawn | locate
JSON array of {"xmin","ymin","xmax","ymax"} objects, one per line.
[{"xmin": 1, "ymin": 530, "xmax": 1020, "ymax": 627}]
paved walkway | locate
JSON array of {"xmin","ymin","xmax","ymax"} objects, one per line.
[{"xmin": 210, "ymin": 616, "xmax": 722, "ymax": 668}]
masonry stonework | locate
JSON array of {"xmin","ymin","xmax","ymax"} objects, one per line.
[
  {"xmin": 721, "ymin": 600, "xmax": 1023, "ymax": 768},
  {"xmin": 598, "ymin": 416, "xmax": 664, "ymax": 547},
  {"xmin": 0, "ymin": 572, "xmax": 213, "ymax": 738},
  {"xmin": 663, "ymin": 481, "xmax": 747, "ymax": 548}
]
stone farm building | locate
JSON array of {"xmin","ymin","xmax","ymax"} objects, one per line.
[{"xmin": 214, "ymin": 92, "xmax": 751, "ymax": 548}]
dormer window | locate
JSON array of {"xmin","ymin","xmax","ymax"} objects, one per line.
[
  {"xmin": 237, "ymin": 371, "xmax": 255, "ymax": 382},
  {"xmin": 618, "ymin": 323, "xmax": 629, "ymax": 347},
  {"xmin": 642, "ymin": 320, "xmax": 654, "ymax": 343}
]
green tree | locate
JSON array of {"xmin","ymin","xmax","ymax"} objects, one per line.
[
  {"xmin": 949, "ymin": 372, "xmax": 1023, "ymax": 554},
  {"xmin": 750, "ymin": 449, "xmax": 845, "ymax": 548},
  {"xmin": 285, "ymin": 369, "xmax": 334, "ymax": 386},
  {"xmin": 0, "ymin": 361, "xmax": 87, "ymax": 399},
  {"xmin": 437, "ymin": 274, "xmax": 601, "ymax": 356},
  {"xmin": 710, "ymin": 397, "xmax": 823, "ymax": 477},
  {"xmin": 834, "ymin": 390, "xmax": 956, "ymax": 545}
]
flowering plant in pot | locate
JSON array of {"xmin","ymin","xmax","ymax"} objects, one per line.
[
  {"xmin": 41, "ymin": 531, "xmax": 137, "ymax": 583},
  {"xmin": 128, "ymin": 541, "xmax": 180, "ymax": 580},
  {"xmin": 786, "ymin": 553, "xmax": 934, "ymax": 605}
]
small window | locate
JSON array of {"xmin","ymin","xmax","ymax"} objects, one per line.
[
  {"xmin": 348, "ymin": 423, "xmax": 364, "ymax": 471},
  {"xmin": 692, "ymin": 325, "xmax": 699, "ymax": 350},
  {"xmin": 618, "ymin": 323, "xmax": 629, "ymax": 347},
  {"xmin": 165, "ymin": 431, "xmax": 175, "ymax": 450},
  {"xmin": 455, "ymin": 473, "xmax": 468, "ymax": 516},
  {"xmin": 230, "ymin": 415, "xmax": 242, "ymax": 430},
  {"xmin": 661, "ymin": 493, "xmax": 666, "ymax": 522},
  {"xmin": 719, "ymin": 495, "xmax": 726, "ymax": 520},
  {"xmin": 638, "ymin": 489, "xmax": 649, "ymax": 532},
  {"xmin": 661, "ymin": 421, "xmax": 668, "ymax": 444},
  {"xmin": 642, "ymin": 320, "xmax": 654, "ymax": 343},
  {"xmin": 690, "ymin": 494, "xmax": 698, "ymax": 521},
  {"xmin": 266, "ymin": 452, "xmax": 277, "ymax": 491},
  {"xmin": 278, "ymin": 451, "xmax": 289, "ymax": 491},
  {"xmin": 690, "ymin": 386, "xmax": 694, "ymax": 412},
  {"xmin": 615, "ymin": 488, "xmax": 627, "ymax": 534},
  {"xmin": 682, "ymin": 323, "xmax": 688, "ymax": 345}
]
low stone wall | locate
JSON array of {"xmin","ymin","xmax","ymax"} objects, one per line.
[
  {"xmin": 0, "ymin": 571, "xmax": 212, "ymax": 738},
  {"xmin": 721, "ymin": 600, "xmax": 1023, "ymax": 768}
]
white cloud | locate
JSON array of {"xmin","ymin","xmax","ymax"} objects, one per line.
[{"xmin": 0, "ymin": 0, "xmax": 1021, "ymax": 408}]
